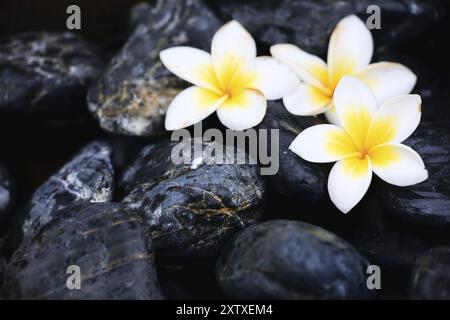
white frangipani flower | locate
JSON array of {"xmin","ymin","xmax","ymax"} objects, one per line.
[
  {"xmin": 289, "ymin": 76, "xmax": 428, "ymax": 214},
  {"xmin": 160, "ymin": 20, "xmax": 299, "ymax": 131},
  {"xmin": 270, "ymin": 15, "xmax": 417, "ymax": 125}
]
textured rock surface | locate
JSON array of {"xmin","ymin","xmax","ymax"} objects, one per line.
[
  {"xmin": 217, "ymin": 220, "xmax": 372, "ymax": 299},
  {"xmin": 5, "ymin": 203, "xmax": 164, "ymax": 300},
  {"xmin": 377, "ymin": 121, "xmax": 450, "ymax": 228},
  {"xmin": 258, "ymin": 101, "xmax": 327, "ymax": 204},
  {"xmin": 0, "ymin": 163, "xmax": 13, "ymax": 232},
  {"xmin": 121, "ymin": 139, "xmax": 265, "ymax": 257},
  {"xmin": 23, "ymin": 141, "xmax": 114, "ymax": 239},
  {"xmin": 410, "ymin": 247, "xmax": 450, "ymax": 299},
  {"xmin": 212, "ymin": 0, "xmax": 444, "ymax": 55},
  {"xmin": 0, "ymin": 32, "xmax": 103, "ymax": 122},
  {"xmin": 88, "ymin": 0, "xmax": 221, "ymax": 136}
]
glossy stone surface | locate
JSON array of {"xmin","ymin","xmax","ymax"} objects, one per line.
[
  {"xmin": 217, "ymin": 220, "xmax": 372, "ymax": 299},
  {"xmin": 5, "ymin": 203, "xmax": 164, "ymax": 300},
  {"xmin": 23, "ymin": 141, "xmax": 114, "ymax": 239}
]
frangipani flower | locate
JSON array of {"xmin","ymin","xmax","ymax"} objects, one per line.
[
  {"xmin": 160, "ymin": 20, "xmax": 299, "ymax": 130},
  {"xmin": 289, "ymin": 76, "xmax": 428, "ymax": 213},
  {"xmin": 270, "ymin": 15, "xmax": 417, "ymax": 125}
]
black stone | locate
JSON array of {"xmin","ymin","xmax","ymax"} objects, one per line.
[
  {"xmin": 258, "ymin": 101, "xmax": 327, "ymax": 204},
  {"xmin": 410, "ymin": 247, "xmax": 450, "ymax": 299},
  {"xmin": 22, "ymin": 141, "xmax": 114, "ymax": 239},
  {"xmin": 4, "ymin": 203, "xmax": 164, "ymax": 300},
  {"xmin": 0, "ymin": 32, "xmax": 103, "ymax": 123},
  {"xmin": 121, "ymin": 139, "xmax": 266, "ymax": 257},
  {"xmin": 87, "ymin": 0, "xmax": 221, "ymax": 136},
  {"xmin": 0, "ymin": 163, "xmax": 13, "ymax": 234},
  {"xmin": 212, "ymin": 0, "xmax": 444, "ymax": 56},
  {"xmin": 377, "ymin": 121, "xmax": 450, "ymax": 228},
  {"xmin": 217, "ymin": 220, "xmax": 372, "ymax": 299}
]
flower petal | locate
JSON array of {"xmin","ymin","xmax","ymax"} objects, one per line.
[
  {"xmin": 324, "ymin": 104, "xmax": 342, "ymax": 126},
  {"xmin": 249, "ymin": 56, "xmax": 300, "ymax": 100},
  {"xmin": 328, "ymin": 156, "xmax": 372, "ymax": 213},
  {"xmin": 165, "ymin": 86, "xmax": 226, "ymax": 130},
  {"xmin": 160, "ymin": 47, "xmax": 220, "ymax": 93},
  {"xmin": 366, "ymin": 95, "xmax": 422, "ymax": 148},
  {"xmin": 283, "ymin": 84, "xmax": 331, "ymax": 116},
  {"xmin": 355, "ymin": 62, "xmax": 417, "ymax": 104},
  {"xmin": 289, "ymin": 124, "xmax": 358, "ymax": 163},
  {"xmin": 217, "ymin": 88, "xmax": 266, "ymax": 130},
  {"xmin": 327, "ymin": 15, "xmax": 373, "ymax": 89},
  {"xmin": 370, "ymin": 143, "xmax": 428, "ymax": 186},
  {"xmin": 270, "ymin": 43, "xmax": 330, "ymax": 93},
  {"xmin": 333, "ymin": 76, "xmax": 378, "ymax": 149},
  {"xmin": 211, "ymin": 20, "xmax": 256, "ymax": 67}
]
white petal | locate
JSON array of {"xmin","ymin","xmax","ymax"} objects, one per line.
[
  {"xmin": 289, "ymin": 124, "xmax": 358, "ymax": 163},
  {"xmin": 249, "ymin": 56, "xmax": 300, "ymax": 100},
  {"xmin": 324, "ymin": 104, "xmax": 342, "ymax": 126},
  {"xmin": 217, "ymin": 89, "xmax": 266, "ymax": 130},
  {"xmin": 366, "ymin": 95, "xmax": 422, "ymax": 147},
  {"xmin": 270, "ymin": 43, "xmax": 330, "ymax": 92},
  {"xmin": 333, "ymin": 76, "xmax": 378, "ymax": 149},
  {"xmin": 355, "ymin": 62, "xmax": 417, "ymax": 104},
  {"xmin": 283, "ymin": 84, "xmax": 331, "ymax": 116},
  {"xmin": 160, "ymin": 47, "xmax": 220, "ymax": 93},
  {"xmin": 370, "ymin": 143, "xmax": 428, "ymax": 186},
  {"xmin": 211, "ymin": 20, "xmax": 256, "ymax": 66},
  {"xmin": 328, "ymin": 156, "xmax": 372, "ymax": 214},
  {"xmin": 327, "ymin": 15, "xmax": 373, "ymax": 89},
  {"xmin": 165, "ymin": 86, "xmax": 226, "ymax": 130}
]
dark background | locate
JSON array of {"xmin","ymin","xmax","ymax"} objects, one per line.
[{"xmin": 0, "ymin": 0, "xmax": 142, "ymax": 43}]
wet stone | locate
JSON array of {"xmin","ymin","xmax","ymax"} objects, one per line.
[
  {"xmin": 23, "ymin": 141, "xmax": 114, "ymax": 239},
  {"xmin": 0, "ymin": 163, "xmax": 13, "ymax": 233},
  {"xmin": 88, "ymin": 0, "xmax": 221, "ymax": 136},
  {"xmin": 0, "ymin": 32, "xmax": 103, "ymax": 123},
  {"xmin": 217, "ymin": 220, "xmax": 372, "ymax": 299},
  {"xmin": 377, "ymin": 121, "xmax": 450, "ymax": 228},
  {"xmin": 121, "ymin": 139, "xmax": 266, "ymax": 257},
  {"xmin": 212, "ymin": 0, "xmax": 444, "ymax": 55},
  {"xmin": 410, "ymin": 247, "xmax": 450, "ymax": 299},
  {"xmin": 4, "ymin": 203, "xmax": 164, "ymax": 300},
  {"xmin": 258, "ymin": 101, "xmax": 327, "ymax": 204}
]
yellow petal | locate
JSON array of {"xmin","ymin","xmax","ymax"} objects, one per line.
[
  {"xmin": 217, "ymin": 88, "xmax": 267, "ymax": 130},
  {"xmin": 365, "ymin": 95, "xmax": 422, "ymax": 148},
  {"xmin": 355, "ymin": 62, "xmax": 417, "ymax": 105},
  {"xmin": 283, "ymin": 84, "xmax": 331, "ymax": 116},
  {"xmin": 165, "ymin": 86, "xmax": 226, "ymax": 130},
  {"xmin": 160, "ymin": 47, "xmax": 221, "ymax": 94},
  {"xmin": 270, "ymin": 43, "xmax": 330, "ymax": 93},
  {"xmin": 328, "ymin": 156, "xmax": 372, "ymax": 213},
  {"xmin": 327, "ymin": 15, "xmax": 373, "ymax": 89},
  {"xmin": 370, "ymin": 143, "xmax": 428, "ymax": 186},
  {"xmin": 333, "ymin": 76, "xmax": 377, "ymax": 150},
  {"xmin": 289, "ymin": 124, "xmax": 358, "ymax": 163},
  {"xmin": 211, "ymin": 21, "xmax": 256, "ymax": 90}
]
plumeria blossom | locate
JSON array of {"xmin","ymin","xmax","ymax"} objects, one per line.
[
  {"xmin": 270, "ymin": 15, "xmax": 417, "ymax": 125},
  {"xmin": 159, "ymin": 20, "xmax": 299, "ymax": 130},
  {"xmin": 289, "ymin": 76, "xmax": 428, "ymax": 213}
]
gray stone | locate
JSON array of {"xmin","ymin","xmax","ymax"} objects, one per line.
[
  {"xmin": 4, "ymin": 203, "xmax": 164, "ymax": 300},
  {"xmin": 377, "ymin": 121, "xmax": 450, "ymax": 228},
  {"xmin": 0, "ymin": 32, "xmax": 103, "ymax": 123},
  {"xmin": 23, "ymin": 141, "xmax": 114, "ymax": 239},
  {"xmin": 88, "ymin": 0, "xmax": 221, "ymax": 136},
  {"xmin": 212, "ymin": 0, "xmax": 444, "ymax": 56},
  {"xmin": 121, "ymin": 139, "xmax": 266, "ymax": 257},
  {"xmin": 217, "ymin": 220, "xmax": 372, "ymax": 299},
  {"xmin": 410, "ymin": 247, "xmax": 450, "ymax": 299},
  {"xmin": 258, "ymin": 101, "xmax": 327, "ymax": 204}
]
